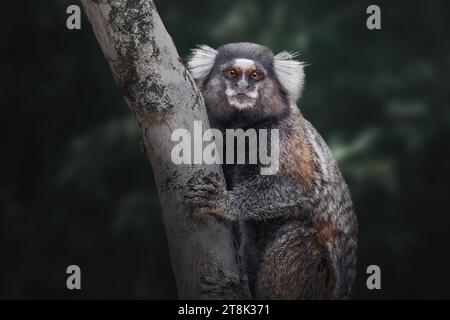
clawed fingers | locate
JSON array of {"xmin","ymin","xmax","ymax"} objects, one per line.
[
  {"xmin": 200, "ymin": 175, "xmax": 223, "ymax": 190},
  {"xmin": 183, "ymin": 174, "xmax": 231, "ymax": 221}
]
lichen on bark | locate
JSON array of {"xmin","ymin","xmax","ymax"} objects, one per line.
[
  {"xmin": 104, "ymin": 0, "xmax": 175, "ymax": 113},
  {"xmin": 81, "ymin": 0, "xmax": 241, "ymax": 299}
]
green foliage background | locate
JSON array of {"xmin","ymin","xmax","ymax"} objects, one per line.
[{"xmin": 1, "ymin": 0, "xmax": 450, "ymax": 298}]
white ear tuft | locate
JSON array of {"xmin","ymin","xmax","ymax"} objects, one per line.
[
  {"xmin": 274, "ymin": 51, "xmax": 305, "ymax": 101},
  {"xmin": 187, "ymin": 45, "xmax": 218, "ymax": 82}
]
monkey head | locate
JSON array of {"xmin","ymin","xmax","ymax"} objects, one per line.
[{"xmin": 187, "ymin": 42, "xmax": 305, "ymax": 127}]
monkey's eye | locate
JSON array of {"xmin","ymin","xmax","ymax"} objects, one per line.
[
  {"xmin": 250, "ymin": 70, "xmax": 263, "ymax": 81},
  {"xmin": 224, "ymin": 68, "xmax": 237, "ymax": 79}
]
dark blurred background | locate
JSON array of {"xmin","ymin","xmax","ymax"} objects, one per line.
[{"xmin": 1, "ymin": 0, "xmax": 450, "ymax": 299}]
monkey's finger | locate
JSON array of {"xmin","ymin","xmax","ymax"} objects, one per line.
[
  {"xmin": 189, "ymin": 184, "xmax": 217, "ymax": 193},
  {"xmin": 201, "ymin": 176, "xmax": 223, "ymax": 190}
]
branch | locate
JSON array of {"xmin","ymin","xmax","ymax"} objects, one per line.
[{"xmin": 80, "ymin": 0, "xmax": 239, "ymax": 299}]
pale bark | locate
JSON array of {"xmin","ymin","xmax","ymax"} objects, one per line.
[{"xmin": 80, "ymin": 0, "xmax": 239, "ymax": 298}]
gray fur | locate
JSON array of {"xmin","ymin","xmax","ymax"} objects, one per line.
[{"xmin": 185, "ymin": 42, "xmax": 357, "ymax": 299}]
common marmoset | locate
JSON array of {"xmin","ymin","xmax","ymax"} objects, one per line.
[{"xmin": 185, "ymin": 42, "xmax": 357, "ymax": 299}]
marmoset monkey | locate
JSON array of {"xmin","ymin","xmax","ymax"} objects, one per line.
[{"xmin": 185, "ymin": 42, "xmax": 357, "ymax": 299}]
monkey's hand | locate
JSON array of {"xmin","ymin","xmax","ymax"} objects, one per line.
[{"xmin": 184, "ymin": 175, "xmax": 235, "ymax": 222}]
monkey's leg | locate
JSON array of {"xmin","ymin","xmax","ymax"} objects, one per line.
[
  {"xmin": 199, "ymin": 269, "xmax": 251, "ymax": 299},
  {"xmin": 255, "ymin": 224, "xmax": 336, "ymax": 300}
]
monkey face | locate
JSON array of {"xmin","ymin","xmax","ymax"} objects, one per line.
[
  {"xmin": 187, "ymin": 42, "xmax": 305, "ymax": 127},
  {"xmin": 221, "ymin": 58, "xmax": 266, "ymax": 110},
  {"xmin": 201, "ymin": 63, "xmax": 287, "ymax": 127}
]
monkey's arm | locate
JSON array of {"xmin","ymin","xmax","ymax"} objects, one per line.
[
  {"xmin": 185, "ymin": 175, "xmax": 315, "ymax": 222},
  {"xmin": 227, "ymin": 176, "xmax": 315, "ymax": 221}
]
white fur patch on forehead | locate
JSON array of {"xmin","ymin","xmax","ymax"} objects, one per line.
[
  {"xmin": 274, "ymin": 51, "xmax": 305, "ymax": 101},
  {"xmin": 233, "ymin": 58, "xmax": 255, "ymax": 69},
  {"xmin": 187, "ymin": 45, "xmax": 218, "ymax": 81}
]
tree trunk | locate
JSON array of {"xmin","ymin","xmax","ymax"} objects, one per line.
[{"xmin": 80, "ymin": 0, "xmax": 239, "ymax": 299}]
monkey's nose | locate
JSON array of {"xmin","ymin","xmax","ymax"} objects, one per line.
[{"xmin": 236, "ymin": 80, "xmax": 250, "ymax": 89}]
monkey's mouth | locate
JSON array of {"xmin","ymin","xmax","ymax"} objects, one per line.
[
  {"xmin": 227, "ymin": 94, "xmax": 256, "ymax": 109},
  {"xmin": 234, "ymin": 93, "xmax": 253, "ymax": 100}
]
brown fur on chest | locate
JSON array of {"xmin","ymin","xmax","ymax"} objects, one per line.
[{"xmin": 280, "ymin": 118, "xmax": 319, "ymax": 186}]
